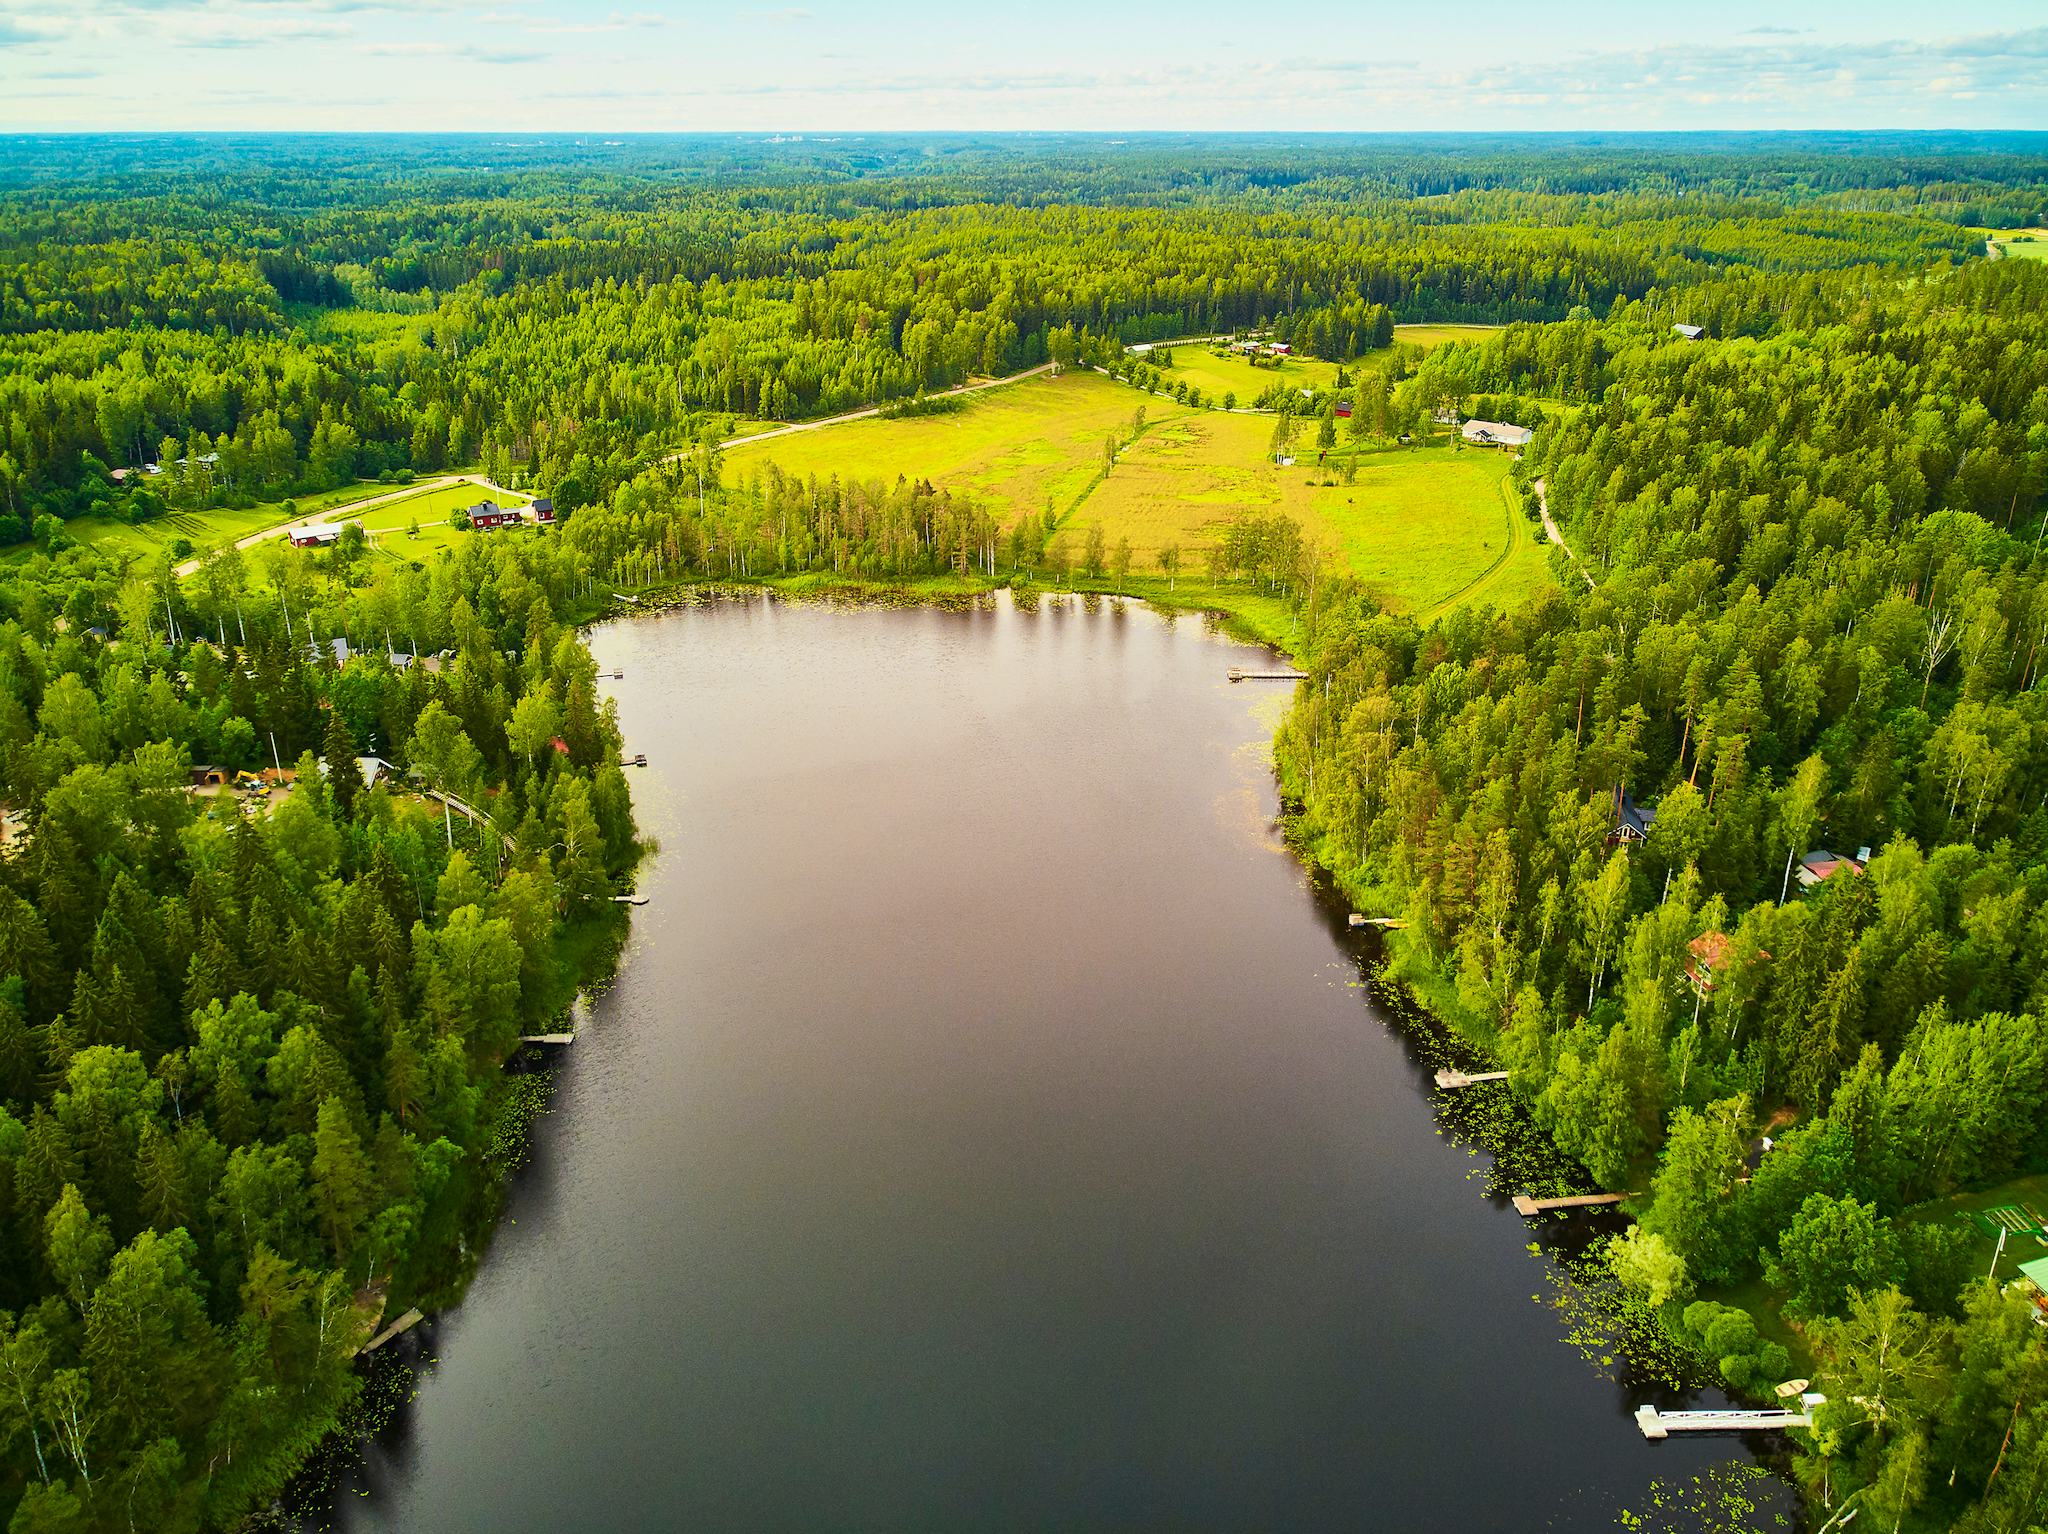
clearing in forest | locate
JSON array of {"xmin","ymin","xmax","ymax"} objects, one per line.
[
  {"xmin": 1140, "ymin": 324, "xmax": 1505, "ymax": 407},
  {"xmin": 1078, "ymin": 412, "xmax": 1548, "ymax": 616},
  {"xmin": 723, "ymin": 370, "xmax": 1189, "ymax": 521}
]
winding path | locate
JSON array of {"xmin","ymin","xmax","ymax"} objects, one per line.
[{"xmin": 1533, "ymin": 476, "xmax": 1596, "ymax": 590}]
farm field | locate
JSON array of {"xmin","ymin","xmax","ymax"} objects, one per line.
[
  {"xmin": 1986, "ymin": 230, "xmax": 2048, "ymax": 260},
  {"xmin": 1076, "ymin": 410, "xmax": 1546, "ymax": 616},
  {"xmin": 724, "ymin": 370, "xmax": 1190, "ymax": 521},
  {"xmin": 1390, "ymin": 323, "xmax": 1506, "ymax": 348}
]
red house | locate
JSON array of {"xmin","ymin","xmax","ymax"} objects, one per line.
[
  {"xmin": 530, "ymin": 497, "xmax": 555, "ymax": 525},
  {"xmin": 469, "ymin": 501, "xmax": 516, "ymax": 530}
]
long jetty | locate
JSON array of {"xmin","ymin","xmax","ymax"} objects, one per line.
[
  {"xmin": 1512, "ymin": 1192, "xmax": 1632, "ymax": 1216},
  {"xmin": 1635, "ymin": 1403, "xmax": 1814, "ymax": 1440},
  {"xmin": 1435, "ymin": 1069, "xmax": 1510, "ymax": 1089},
  {"xmin": 1228, "ymin": 668, "xmax": 1308, "ymax": 682}
]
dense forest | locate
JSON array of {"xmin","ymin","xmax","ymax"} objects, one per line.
[
  {"xmin": 0, "ymin": 134, "xmax": 2022, "ymax": 544},
  {"xmin": 4, "ymin": 133, "xmax": 2048, "ymax": 1532},
  {"xmin": 0, "ymin": 533, "xmax": 642, "ymax": 1529},
  {"xmin": 1276, "ymin": 258, "xmax": 2048, "ymax": 1528}
]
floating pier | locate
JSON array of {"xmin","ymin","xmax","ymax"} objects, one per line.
[
  {"xmin": 1635, "ymin": 1403, "xmax": 1816, "ymax": 1440},
  {"xmin": 361, "ymin": 1308, "xmax": 425, "ymax": 1355},
  {"xmin": 519, "ymin": 1033, "xmax": 575, "ymax": 1046},
  {"xmin": 1348, "ymin": 914, "xmax": 1407, "ymax": 929},
  {"xmin": 620, "ymin": 753, "xmax": 647, "ymax": 767},
  {"xmin": 611, "ymin": 893, "xmax": 649, "ymax": 905},
  {"xmin": 1512, "ymin": 1192, "xmax": 1633, "ymax": 1216},
  {"xmin": 612, "ymin": 592, "xmax": 641, "ymax": 605},
  {"xmin": 1435, "ymin": 1068, "xmax": 1510, "ymax": 1089},
  {"xmin": 1228, "ymin": 668, "xmax": 1309, "ymax": 682}
]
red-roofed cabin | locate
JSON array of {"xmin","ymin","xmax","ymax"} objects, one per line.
[{"xmin": 1795, "ymin": 849, "xmax": 1868, "ymax": 891}]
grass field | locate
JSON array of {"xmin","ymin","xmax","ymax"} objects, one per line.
[
  {"xmin": 724, "ymin": 371, "xmax": 1191, "ymax": 521},
  {"xmin": 352, "ymin": 482, "xmax": 527, "ymax": 533},
  {"xmin": 1144, "ymin": 346, "xmax": 1345, "ymax": 406},
  {"xmin": 1074, "ymin": 411, "xmax": 1546, "ymax": 617},
  {"xmin": 1985, "ymin": 229, "xmax": 2048, "ymax": 261},
  {"xmin": 8, "ymin": 481, "xmax": 384, "ymax": 568},
  {"xmin": 1390, "ymin": 323, "xmax": 1506, "ymax": 349}
]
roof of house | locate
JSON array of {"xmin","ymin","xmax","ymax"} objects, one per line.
[
  {"xmin": 1614, "ymin": 787, "xmax": 1658, "ymax": 838},
  {"xmin": 1673, "ymin": 324, "xmax": 1705, "ymax": 340},
  {"xmin": 1796, "ymin": 849, "xmax": 1866, "ymax": 886},
  {"xmin": 1462, "ymin": 419, "xmax": 1535, "ymax": 446},
  {"xmin": 2019, "ymin": 1255, "xmax": 2048, "ymax": 1291}
]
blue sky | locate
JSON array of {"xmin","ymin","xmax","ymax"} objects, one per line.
[{"xmin": 2, "ymin": 0, "xmax": 2045, "ymax": 131}]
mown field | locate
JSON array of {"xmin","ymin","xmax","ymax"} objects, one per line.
[
  {"xmin": 8, "ymin": 480, "xmax": 383, "ymax": 567},
  {"xmin": 1140, "ymin": 324, "xmax": 1504, "ymax": 407},
  {"xmin": 1076, "ymin": 412, "xmax": 1548, "ymax": 617},
  {"xmin": 724, "ymin": 371, "xmax": 1191, "ymax": 520},
  {"xmin": 1142, "ymin": 346, "xmax": 1345, "ymax": 405},
  {"xmin": 726, "ymin": 364, "xmax": 1551, "ymax": 624}
]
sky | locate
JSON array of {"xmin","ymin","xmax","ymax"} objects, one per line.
[{"xmin": 1, "ymin": 0, "xmax": 2046, "ymax": 133}]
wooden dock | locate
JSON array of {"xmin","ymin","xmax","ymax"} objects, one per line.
[
  {"xmin": 1228, "ymin": 668, "xmax": 1308, "ymax": 682},
  {"xmin": 1635, "ymin": 1403, "xmax": 1815, "ymax": 1440},
  {"xmin": 519, "ymin": 1033, "xmax": 575, "ymax": 1046},
  {"xmin": 1348, "ymin": 914, "xmax": 1408, "ymax": 929},
  {"xmin": 1435, "ymin": 1069, "xmax": 1510, "ymax": 1090},
  {"xmin": 611, "ymin": 893, "xmax": 649, "ymax": 905},
  {"xmin": 1512, "ymin": 1192, "xmax": 1632, "ymax": 1216},
  {"xmin": 360, "ymin": 1307, "xmax": 424, "ymax": 1355}
]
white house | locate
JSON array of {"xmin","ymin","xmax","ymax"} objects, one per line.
[{"xmin": 1461, "ymin": 419, "xmax": 1534, "ymax": 449}]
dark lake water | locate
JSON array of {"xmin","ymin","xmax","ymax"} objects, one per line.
[{"xmin": 333, "ymin": 592, "xmax": 1777, "ymax": 1532}]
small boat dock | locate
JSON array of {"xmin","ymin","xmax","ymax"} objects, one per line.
[
  {"xmin": 361, "ymin": 1307, "xmax": 425, "ymax": 1355},
  {"xmin": 1435, "ymin": 1069, "xmax": 1510, "ymax": 1090},
  {"xmin": 1635, "ymin": 1402, "xmax": 1817, "ymax": 1440},
  {"xmin": 519, "ymin": 1033, "xmax": 575, "ymax": 1046},
  {"xmin": 1512, "ymin": 1192, "xmax": 1632, "ymax": 1216},
  {"xmin": 1228, "ymin": 668, "xmax": 1308, "ymax": 682}
]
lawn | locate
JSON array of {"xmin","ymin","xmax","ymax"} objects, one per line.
[
  {"xmin": 1903, "ymin": 1171, "xmax": 2048, "ymax": 1285},
  {"xmin": 18, "ymin": 481, "xmax": 385, "ymax": 568},
  {"xmin": 352, "ymin": 481, "xmax": 527, "ymax": 533},
  {"xmin": 1136, "ymin": 324, "xmax": 1504, "ymax": 408},
  {"xmin": 723, "ymin": 370, "xmax": 1190, "ymax": 522},
  {"xmin": 1142, "ymin": 345, "xmax": 1345, "ymax": 407}
]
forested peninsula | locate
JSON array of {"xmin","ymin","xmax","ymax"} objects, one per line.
[{"xmin": 3, "ymin": 133, "xmax": 2048, "ymax": 1532}]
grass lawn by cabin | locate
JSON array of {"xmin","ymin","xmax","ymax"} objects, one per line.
[
  {"xmin": 1903, "ymin": 1171, "xmax": 2048, "ymax": 1285},
  {"xmin": 353, "ymin": 481, "xmax": 529, "ymax": 533},
  {"xmin": 11, "ymin": 480, "xmax": 384, "ymax": 568},
  {"xmin": 1138, "ymin": 324, "xmax": 1504, "ymax": 407},
  {"xmin": 724, "ymin": 370, "xmax": 1192, "ymax": 522},
  {"xmin": 1143, "ymin": 346, "xmax": 1345, "ymax": 407}
]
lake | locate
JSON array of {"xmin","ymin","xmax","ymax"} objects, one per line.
[{"xmin": 331, "ymin": 592, "xmax": 1774, "ymax": 1532}]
